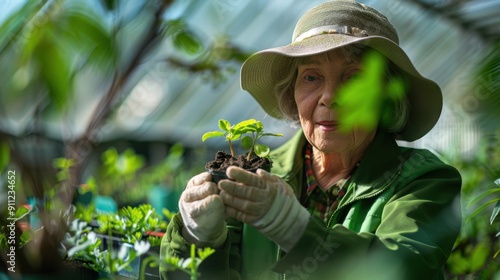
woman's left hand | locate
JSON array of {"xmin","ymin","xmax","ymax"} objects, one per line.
[{"xmin": 219, "ymin": 166, "xmax": 310, "ymax": 252}]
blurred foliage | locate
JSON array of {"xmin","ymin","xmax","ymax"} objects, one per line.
[
  {"xmin": 0, "ymin": 140, "xmax": 9, "ymax": 173},
  {"xmin": 0, "ymin": 0, "xmax": 249, "ymax": 276},
  {"xmin": 335, "ymin": 50, "xmax": 405, "ymax": 133},
  {"xmin": 0, "ymin": 0, "xmax": 249, "ymax": 138},
  {"xmin": 468, "ymin": 179, "xmax": 500, "ymax": 230},
  {"xmin": 0, "ymin": 0, "xmax": 249, "ymax": 207},
  {"xmin": 443, "ymin": 132, "xmax": 500, "ymax": 279},
  {"xmin": 0, "ymin": 0, "xmax": 116, "ymax": 114},
  {"xmin": 0, "ymin": 205, "xmax": 34, "ymax": 250},
  {"xmin": 473, "ymin": 43, "xmax": 500, "ymax": 132},
  {"xmin": 443, "ymin": 39, "xmax": 500, "ymax": 280},
  {"xmin": 79, "ymin": 143, "xmax": 185, "ymax": 206},
  {"xmin": 63, "ymin": 213, "xmax": 154, "ymax": 277},
  {"xmin": 86, "ymin": 203, "xmax": 168, "ymax": 244}
]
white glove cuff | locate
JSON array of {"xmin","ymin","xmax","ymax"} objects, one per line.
[
  {"xmin": 182, "ymin": 223, "xmax": 228, "ymax": 248},
  {"xmin": 255, "ymin": 193, "xmax": 310, "ymax": 252}
]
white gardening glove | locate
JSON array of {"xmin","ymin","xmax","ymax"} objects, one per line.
[
  {"xmin": 179, "ymin": 172, "xmax": 227, "ymax": 248},
  {"xmin": 219, "ymin": 166, "xmax": 310, "ymax": 252}
]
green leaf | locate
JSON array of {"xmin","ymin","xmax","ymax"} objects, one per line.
[
  {"xmin": 491, "ymin": 201, "xmax": 500, "ymax": 224},
  {"xmin": 0, "ymin": 141, "xmax": 10, "ymax": 172},
  {"xmin": 335, "ymin": 51, "xmax": 385, "ymax": 132},
  {"xmin": 233, "ymin": 119, "xmax": 257, "ymax": 133},
  {"xmin": 19, "ymin": 229, "xmax": 34, "ymax": 247},
  {"xmin": 262, "ymin": 133, "xmax": 283, "ymax": 137},
  {"xmin": 173, "ymin": 30, "xmax": 203, "ymax": 55},
  {"xmin": 468, "ymin": 187, "xmax": 500, "ymax": 207},
  {"xmin": 254, "ymin": 120, "xmax": 264, "ymax": 132},
  {"xmin": 241, "ymin": 136, "xmax": 253, "ymax": 150},
  {"xmin": 164, "ymin": 19, "xmax": 186, "ymax": 37},
  {"xmin": 15, "ymin": 206, "xmax": 31, "ymax": 220},
  {"xmin": 254, "ymin": 144, "xmax": 270, "ymax": 158},
  {"xmin": 469, "ymin": 242, "xmax": 490, "ymax": 271},
  {"xmin": 64, "ymin": 11, "xmax": 117, "ymax": 69},
  {"xmin": 83, "ymin": 176, "xmax": 98, "ymax": 194},
  {"xmin": 201, "ymin": 131, "xmax": 226, "ymax": 142},
  {"xmin": 0, "ymin": 1, "xmax": 41, "ymax": 47},
  {"xmin": 34, "ymin": 35, "xmax": 72, "ymax": 110},
  {"xmin": 386, "ymin": 77, "xmax": 405, "ymax": 100},
  {"xmin": 228, "ymin": 133, "xmax": 242, "ymax": 141},
  {"xmin": 446, "ymin": 251, "xmax": 469, "ymax": 274},
  {"xmin": 53, "ymin": 158, "xmax": 75, "ymax": 169},
  {"xmin": 218, "ymin": 119, "xmax": 231, "ymax": 132},
  {"xmin": 197, "ymin": 247, "xmax": 215, "ymax": 260},
  {"xmin": 494, "ymin": 248, "xmax": 500, "ymax": 259},
  {"xmin": 162, "ymin": 208, "xmax": 175, "ymax": 221},
  {"xmin": 164, "ymin": 256, "xmax": 181, "ymax": 270},
  {"xmin": 467, "ymin": 198, "xmax": 500, "ymax": 223},
  {"xmin": 103, "ymin": 148, "xmax": 118, "ymax": 165}
]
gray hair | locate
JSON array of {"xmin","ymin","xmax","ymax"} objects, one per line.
[{"xmin": 274, "ymin": 45, "xmax": 409, "ymax": 135}]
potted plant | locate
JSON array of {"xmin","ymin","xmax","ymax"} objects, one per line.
[{"xmin": 201, "ymin": 119, "xmax": 283, "ymax": 182}]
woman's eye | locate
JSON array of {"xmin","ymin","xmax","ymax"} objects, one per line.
[{"xmin": 304, "ymin": 75, "xmax": 317, "ymax": 82}]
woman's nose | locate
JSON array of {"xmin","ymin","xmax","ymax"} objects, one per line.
[{"xmin": 319, "ymin": 80, "xmax": 339, "ymax": 107}]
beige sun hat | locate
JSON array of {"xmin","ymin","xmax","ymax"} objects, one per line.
[{"xmin": 240, "ymin": 0, "xmax": 442, "ymax": 142}]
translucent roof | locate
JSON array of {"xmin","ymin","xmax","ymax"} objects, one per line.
[
  {"xmin": 1, "ymin": 0, "xmax": 498, "ymax": 155},
  {"xmin": 134, "ymin": 0, "xmax": 498, "ymax": 153}
]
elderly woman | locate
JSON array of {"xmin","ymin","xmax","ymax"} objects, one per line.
[{"xmin": 160, "ymin": 1, "xmax": 461, "ymax": 279}]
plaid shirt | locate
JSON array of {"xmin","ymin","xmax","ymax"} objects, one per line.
[{"xmin": 302, "ymin": 144, "xmax": 349, "ymax": 224}]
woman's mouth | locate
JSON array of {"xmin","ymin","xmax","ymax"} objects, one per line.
[{"xmin": 317, "ymin": 121, "xmax": 338, "ymax": 131}]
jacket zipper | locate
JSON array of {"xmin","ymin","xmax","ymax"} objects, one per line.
[
  {"xmin": 277, "ymin": 246, "xmax": 285, "ymax": 280},
  {"xmin": 326, "ymin": 170, "xmax": 400, "ymax": 228}
]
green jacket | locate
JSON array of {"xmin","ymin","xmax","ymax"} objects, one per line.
[{"xmin": 160, "ymin": 130, "xmax": 462, "ymax": 280}]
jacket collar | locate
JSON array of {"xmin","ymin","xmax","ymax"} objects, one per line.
[
  {"xmin": 347, "ymin": 130, "xmax": 402, "ymax": 197},
  {"xmin": 270, "ymin": 129, "xmax": 308, "ymax": 180},
  {"xmin": 271, "ymin": 129, "xmax": 402, "ymax": 197}
]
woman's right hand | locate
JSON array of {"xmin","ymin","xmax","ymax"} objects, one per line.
[{"xmin": 179, "ymin": 172, "xmax": 227, "ymax": 248}]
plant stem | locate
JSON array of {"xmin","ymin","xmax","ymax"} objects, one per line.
[
  {"xmin": 246, "ymin": 146, "xmax": 253, "ymax": 161},
  {"xmin": 246, "ymin": 134, "xmax": 257, "ymax": 161},
  {"xmin": 139, "ymin": 255, "xmax": 158, "ymax": 280},
  {"xmin": 190, "ymin": 244, "xmax": 197, "ymax": 280},
  {"xmin": 228, "ymin": 140, "xmax": 235, "ymax": 157}
]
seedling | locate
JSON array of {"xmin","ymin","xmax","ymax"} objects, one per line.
[
  {"xmin": 240, "ymin": 120, "xmax": 283, "ymax": 161},
  {"xmin": 202, "ymin": 119, "xmax": 283, "ymax": 160}
]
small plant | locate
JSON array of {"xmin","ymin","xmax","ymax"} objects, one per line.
[
  {"xmin": 64, "ymin": 203, "xmax": 170, "ymax": 278},
  {"xmin": 240, "ymin": 120, "xmax": 283, "ymax": 161},
  {"xmin": 74, "ymin": 203, "xmax": 168, "ymax": 244},
  {"xmin": 160, "ymin": 244, "xmax": 215, "ymax": 280},
  {"xmin": 64, "ymin": 219, "xmax": 152, "ymax": 277},
  {"xmin": 202, "ymin": 119, "xmax": 282, "ymax": 160}
]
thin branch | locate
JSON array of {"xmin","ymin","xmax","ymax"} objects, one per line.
[{"xmin": 62, "ymin": 0, "xmax": 173, "ymax": 211}]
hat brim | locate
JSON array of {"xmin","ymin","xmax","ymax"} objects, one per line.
[{"xmin": 240, "ymin": 33, "xmax": 442, "ymax": 142}]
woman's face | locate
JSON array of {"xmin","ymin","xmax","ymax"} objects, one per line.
[{"xmin": 294, "ymin": 50, "xmax": 377, "ymax": 154}]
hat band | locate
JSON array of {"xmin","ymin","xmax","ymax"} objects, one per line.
[{"xmin": 294, "ymin": 25, "xmax": 369, "ymax": 43}]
